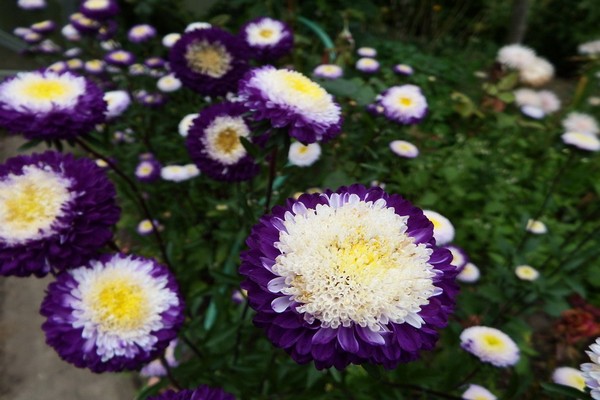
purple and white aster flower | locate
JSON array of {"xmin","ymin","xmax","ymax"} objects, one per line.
[
  {"xmin": 135, "ymin": 158, "xmax": 162, "ymax": 183},
  {"xmin": 145, "ymin": 57, "xmax": 166, "ymax": 69},
  {"xmin": 137, "ymin": 92, "xmax": 167, "ymax": 108},
  {"xmin": 18, "ymin": 0, "xmax": 46, "ymax": 10},
  {"xmin": 240, "ymin": 184, "xmax": 459, "ymax": 369},
  {"xmin": 0, "ymin": 151, "xmax": 120, "ymax": 277},
  {"xmin": 22, "ymin": 31, "xmax": 42, "ymax": 44},
  {"xmin": 377, "ymin": 85, "xmax": 428, "ymax": 125},
  {"xmin": 0, "ymin": 70, "xmax": 106, "ymax": 140},
  {"xmin": 313, "ymin": 64, "xmax": 343, "ymax": 80},
  {"xmin": 105, "ymin": 50, "xmax": 136, "ymax": 67},
  {"xmin": 140, "ymin": 339, "xmax": 179, "ymax": 377},
  {"xmin": 356, "ymin": 57, "xmax": 380, "ymax": 73},
  {"xmin": 239, "ymin": 66, "xmax": 342, "ymax": 144},
  {"xmin": 357, "ymin": 47, "xmax": 377, "ymax": 57},
  {"xmin": 460, "ymin": 326, "xmax": 520, "ymax": 367},
  {"xmin": 61, "ymin": 24, "xmax": 81, "ymax": 41},
  {"xmin": 47, "ymin": 61, "xmax": 68, "ymax": 73},
  {"xmin": 80, "ymin": 0, "xmax": 119, "ymax": 20},
  {"xmin": 148, "ymin": 385, "xmax": 235, "ymax": 400},
  {"xmin": 581, "ymin": 338, "xmax": 600, "ymax": 399},
  {"xmin": 66, "ymin": 58, "xmax": 84, "ymax": 70},
  {"xmin": 562, "ymin": 131, "xmax": 600, "ymax": 152},
  {"xmin": 84, "ymin": 59, "xmax": 106, "ymax": 74},
  {"xmin": 187, "ymin": 102, "xmax": 260, "ymax": 181},
  {"xmin": 157, "ymin": 74, "xmax": 182, "ymax": 92},
  {"xmin": 393, "ymin": 64, "xmax": 414, "ymax": 76},
  {"xmin": 239, "ymin": 17, "xmax": 293, "ymax": 61},
  {"xmin": 128, "ymin": 24, "xmax": 157, "ymax": 43},
  {"xmin": 41, "ymin": 253, "xmax": 184, "ymax": 372},
  {"xmin": 288, "ymin": 142, "xmax": 321, "ymax": 167},
  {"xmin": 70, "ymin": 12, "xmax": 100, "ymax": 34},
  {"xmin": 169, "ymin": 27, "xmax": 250, "ymax": 96},
  {"xmin": 37, "ymin": 39, "xmax": 61, "ymax": 54},
  {"xmin": 389, "ymin": 140, "xmax": 419, "ymax": 158},
  {"xmin": 30, "ymin": 20, "xmax": 56, "ymax": 34}
]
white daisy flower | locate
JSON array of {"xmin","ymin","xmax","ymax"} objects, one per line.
[
  {"xmin": 515, "ymin": 265, "xmax": 539, "ymax": 281},
  {"xmin": 526, "ymin": 219, "xmax": 547, "ymax": 234},
  {"xmin": 357, "ymin": 47, "xmax": 377, "ymax": 57},
  {"xmin": 356, "ymin": 57, "xmax": 380, "ymax": 73},
  {"xmin": 313, "ymin": 64, "xmax": 343, "ymax": 80},
  {"xmin": 497, "ymin": 44, "xmax": 536, "ymax": 70},
  {"xmin": 552, "ymin": 367, "xmax": 586, "ymax": 392},
  {"xmin": 562, "ymin": 132, "xmax": 600, "ymax": 152},
  {"xmin": 288, "ymin": 142, "xmax": 321, "ymax": 167},
  {"xmin": 457, "ymin": 262, "xmax": 480, "ymax": 283},
  {"xmin": 422, "ymin": 210, "xmax": 455, "ymax": 245},
  {"xmin": 157, "ymin": 74, "xmax": 182, "ymax": 92},
  {"xmin": 460, "ymin": 326, "xmax": 520, "ymax": 367},
  {"xmin": 103, "ymin": 90, "xmax": 131, "ymax": 119},
  {"xmin": 378, "ymin": 85, "xmax": 428, "ymax": 125},
  {"xmin": 389, "ymin": 140, "xmax": 419, "ymax": 158}
]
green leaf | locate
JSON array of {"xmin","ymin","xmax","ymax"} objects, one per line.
[{"xmin": 540, "ymin": 382, "xmax": 586, "ymax": 398}]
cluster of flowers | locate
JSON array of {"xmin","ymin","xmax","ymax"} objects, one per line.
[{"xmin": 497, "ymin": 44, "xmax": 554, "ymax": 87}]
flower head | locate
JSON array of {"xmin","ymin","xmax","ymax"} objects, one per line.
[
  {"xmin": 69, "ymin": 12, "xmax": 100, "ymax": 34},
  {"xmin": 62, "ymin": 24, "xmax": 81, "ymax": 41},
  {"xmin": 460, "ymin": 326, "xmax": 520, "ymax": 367},
  {"xmin": 80, "ymin": 0, "xmax": 119, "ymax": 20},
  {"xmin": 169, "ymin": 27, "xmax": 250, "ymax": 96},
  {"xmin": 457, "ymin": 262, "xmax": 480, "ymax": 283},
  {"xmin": 562, "ymin": 132, "xmax": 600, "ymax": 152},
  {"xmin": 288, "ymin": 142, "xmax": 321, "ymax": 167},
  {"xmin": 186, "ymin": 102, "xmax": 260, "ymax": 181},
  {"xmin": 393, "ymin": 64, "xmax": 414, "ymax": 76},
  {"xmin": 104, "ymin": 90, "xmax": 131, "ymax": 119},
  {"xmin": 515, "ymin": 265, "xmax": 539, "ymax": 281},
  {"xmin": 18, "ymin": 0, "xmax": 46, "ymax": 10},
  {"xmin": 526, "ymin": 219, "xmax": 547, "ymax": 234},
  {"xmin": 377, "ymin": 85, "xmax": 428, "ymax": 125},
  {"xmin": 41, "ymin": 253, "xmax": 184, "ymax": 372},
  {"xmin": 105, "ymin": 50, "xmax": 136, "ymax": 67},
  {"xmin": 581, "ymin": 338, "xmax": 600, "ymax": 399},
  {"xmin": 313, "ymin": 64, "xmax": 343, "ymax": 80},
  {"xmin": 157, "ymin": 74, "xmax": 182, "ymax": 92},
  {"xmin": 137, "ymin": 219, "xmax": 157, "ymax": 236},
  {"xmin": 239, "ymin": 66, "xmax": 342, "ymax": 144},
  {"xmin": 552, "ymin": 367, "xmax": 586, "ymax": 392},
  {"xmin": 30, "ymin": 20, "xmax": 56, "ymax": 34},
  {"xmin": 497, "ymin": 44, "xmax": 536, "ymax": 70},
  {"xmin": 185, "ymin": 22, "xmax": 212, "ymax": 32},
  {"xmin": 84, "ymin": 59, "xmax": 106, "ymax": 74},
  {"xmin": 562, "ymin": 112, "xmax": 599, "ymax": 135},
  {"xmin": 519, "ymin": 57, "xmax": 554, "ymax": 87},
  {"xmin": 240, "ymin": 17, "xmax": 293, "ymax": 61},
  {"xmin": 161, "ymin": 164, "xmax": 200, "ymax": 182},
  {"xmin": 579, "ymin": 40, "xmax": 600, "ymax": 56},
  {"xmin": 462, "ymin": 384, "xmax": 497, "ymax": 400},
  {"xmin": 128, "ymin": 24, "xmax": 157, "ymax": 43},
  {"xmin": 389, "ymin": 140, "xmax": 419, "ymax": 158},
  {"xmin": 356, "ymin": 58, "xmax": 380, "ymax": 73},
  {"xmin": 148, "ymin": 386, "xmax": 235, "ymax": 400},
  {"xmin": 135, "ymin": 158, "xmax": 161, "ymax": 183},
  {"xmin": 357, "ymin": 47, "xmax": 377, "ymax": 57},
  {"xmin": 240, "ymin": 184, "xmax": 458, "ymax": 369},
  {"xmin": 0, "ymin": 151, "xmax": 119, "ymax": 277},
  {"xmin": 422, "ymin": 210, "xmax": 455, "ymax": 246},
  {"xmin": 0, "ymin": 71, "xmax": 106, "ymax": 140},
  {"xmin": 162, "ymin": 33, "xmax": 181, "ymax": 48}
]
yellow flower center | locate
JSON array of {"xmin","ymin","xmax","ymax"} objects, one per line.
[
  {"xmin": 5, "ymin": 184, "xmax": 56, "ymax": 227},
  {"xmin": 481, "ymin": 333, "xmax": 505, "ymax": 351},
  {"xmin": 399, "ymin": 97, "xmax": 413, "ymax": 107},
  {"xmin": 85, "ymin": 0, "xmax": 109, "ymax": 9},
  {"xmin": 259, "ymin": 29, "xmax": 274, "ymax": 38},
  {"xmin": 429, "ymin": 217, "xmax": 441, "ymax": 229},
  {"xmin": 333, "ymin": 234, "xmax": 394, "ymax": 280},
  {"xmin": 185, "ymin": 41, "xmax": 232, "ymax": 78},
  {"xmin": 281, "ymin": 72, "xmax": 325, "ymax": 99},
  {"xmin": 90, "ymin": 277, "xmax": 149, "ymax": 332},
  {"xmin": 22, "ymin": 80, "xmax": 69, "ymax": 101},
  {"xmin": 297, "ymin": 145, "xmax": 309, "ymax": 154},
  {"xmin": 573, "ymin": 375, "xmax": 586, "ymax": 391},
  {"xmin": 215, "ymin": 128, "xmax": 241, "ymax": 154},
  {"xmin": 111, "ymin": 52, "xmax": 128, "ymax": 62}
]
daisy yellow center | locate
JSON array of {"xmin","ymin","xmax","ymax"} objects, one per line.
[
  {"xmin": 573, "ymin": 375, "xmax": 586, "ymax": 390},
  {"xmin": 138, "ymin": 165, "xmax": 152, "ymax": 175},
  {"xmin": 111, "ymin": 52, "xmax": 128, "ymax": 62},
  {"xmin": 429, "ymin": 217, "xmax": 441, "ymax": 229},
  {"xmin": 0, "ymin": 167, "xmax": 72, "ymax": 245},
  {"xmin": 139, "ymin": 220, "xmax": 153, "ymax": 231},
  {"xmin": 203, "ymin": 115, "xmax": 249, "ymax": 165},
  {"xmin": 185, "ymin": 40, "xmax": 232, "ymax": 78},
  {"xmin": 282, "ymin": 72, "xmax": 324, "ymax": 99},
  {"xmin": 399, "ymin": 97, "xmax": 413, "ymax": 107},
  {"xmin": 85, "ymin": 0, "xmax": 109, "ymax": 9},
  {"xmin": 215, "ymin": 128, "xmax": 241, "ymax": 154},
  {"xmin": 272, "ymin": 197, "xmax": 437, "ymax": 330},
  {"xmin": 481, "ymin": 332, "xmax": 505, "ymax": 351},
  {"xmin": 297, "ymin": 145, "xmax": 309, "ymax": 154},
  {"xmin": 21, "ymin": 80, "xmax": 70, "ymax": 101},
  {"xmin": 90, "ymin": 277, "xmax": 149, "ymax": 332},
  {"xmin": 132, "ymin": 26, "xmax": 148, "ymax": 36},
  {"xmin": 259, "ymin": 29, "xmax": 274, "ymax": 38}
]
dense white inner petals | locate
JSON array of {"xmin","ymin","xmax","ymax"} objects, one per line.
[
  {"xmin": 70, "ymin": 256, "xmax": 180, "ymax": 361},
  {"xmin": 270, "ymin": 195, "xmax": 438, "ymax": 331},
  {"xmin": 202, "ymin": 115, "xmax": 249, "ymax": 165},
  {"xmin": 380, "ymin": 86, "xmax": 427, "ymax": 118},
  {"xmin": 0, "ymin": 166, "xmax": 73, "ymax": 245},
  {"xmin": 245, "ymin": 19, "xmax": 285, "ymax": 46},
  {"xmin": 250, "ymin": 69, "xmax": 340, "ymax": 126},
  {"xmin": 0, "ymin": 72, "xmax": 86, "ymax": 112}
]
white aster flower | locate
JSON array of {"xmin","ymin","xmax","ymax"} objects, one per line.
[
  {"xmin": 497, "ymin": 44, "xmax": 536, "ymax": 70},
  {"xmin": 514, "ymin": 88, "xmax": 541, "ymax": 108},
  {"xmin": 578, "ymin": 40, "xmax": 600, "ymax": 56},
  {"xmin": 378, "ymin": 85, "xmax": 428, "ymax": 124},
  {"xmin": 357, "ymin": 47, "xmax": 377, "ymax": 57},
  {"xmin": 552, "ymin": 367, "xmax": 586, "ymax": 392},
  {"xmin": 288, "ymin": 142, "xmax": 321, "ymax": 167},
  {"xmin": 184, "ymin": 164, "xmax": 200, "ymax": 178},
  {"xmin": 356, "ymin": 57, "xmax": 380, "ymax": 73},
  {"xmin": 460, "ymin": 326, "xmax": 520, "ymax": 367},
  {"xmin": 462, "ymin": 384, "xmax": 497, "ymax": 400},
  {"xmin": 185, "ymin": 22, "xmax": 212, "ymax": 32},
  {"xmin": 389, "ymin": 140, "xmax": 419, "ymax": 158},
  {"xmin": 562, "ymin": 112, "xmax": 599, "ymax": 135},
  {"xmin": 581, "ymin": 338, "xmax": 600, "ymax": 399},
  {"xmin": 137, "ymin": 219, "xmax": 155, "ymax": 235},
  {"xmin": 162, "ymin": 33, "xmax": 181, "ymax": 48},
  {"xmin": 103, "ymin": 90, "xmax": 131, "ymax": 119},
  {"xmin": 313, "ymin": 64, "xmax": 343, "ymax": 80},
  {"xmin": 422, "ymin": 210, "xmax": 455, "ymax": 245},
  {"xmin": 515, "ymin": 265, "xmax": 539, "ymax": 281},
  {"xmin": 562, "ymin": 131, "xmax": 600, "ymax": 152},
  {"xmin": 157, "ymin": 74, "xmax": 182, "ymax": 92},
  {"xmin": 18, "ymin": 0, "xmax": 46, "ymax": 10},
  {"xmin": 457, "ymin": 262, "xmax": 480, "ymax": 283},
  {"xmin": 178, "ymin": 113, "xmax": 198, "ymax": 137},
  {"xmin": 160, "ymin": 165, "xmax": 191, "ymax": 182},
  {"xmin": 519, "ymin": 57, "xmax": 554, "ymax": 87},
  {"xmin": 245, "ymin": 18, "xmax": 287, "ymax": 47},
  {"xmin": 526, "ymin": 219, "xmax": 547, "ymax": 234}
]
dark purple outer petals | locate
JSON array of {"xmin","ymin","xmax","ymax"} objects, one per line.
[
  {"xmin": 40, "ymin": 253, "xmax": 185, "ymax": 373},
  {"xmin": 239, "ymin": 17, "xmax": 294, "ymax": 62},
  {"xmin": 148, "ymin": 386, "xmax": 236, "ymax": 400},
  {"xmin": 240, "ymin": 184, "xmax": 458, "ymax": 369},
  {"xmin": 0, "ymin": 151, "xmax": 120, "ymax": 277},
  {"xmin": 0, "ymin": 73, "xmax": 106, "ymax": 140},
  {"xmin": 186, "ymin": 102, "xmax": 260, "ymax": 182},
  {"xmin": 169, "ymin": 27, "xmax": 250, "ymax": 97},
  {"xmin": 238, "ymin": 66, "xmax": 342, "ymax": 144}
]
